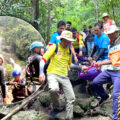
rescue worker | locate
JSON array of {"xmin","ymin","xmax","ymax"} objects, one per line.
[
  {"xmin": 92, "ymin": 25, "xmax": 120, "ymax": 120},
  {"xmin": 26, "ymin": 41, "xmax": 45, "ymax": 95},
  {"xmin": 8, "ymin": 70, "xmax": 26, "ymax": 102},
  {"xmin": 39, "ymin": 30, "xmax": 76, "ymax": 120},
  {"xmin": 102, "ymin": 13, "xmax": 116, "ymax": 34},
  {"xmin": 88, "ymin": 23, "xmax": 109, "ymax": 62}
]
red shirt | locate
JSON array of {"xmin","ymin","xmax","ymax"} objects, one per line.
[{"xmin": 103, "ymin": 19, "xmax": 115, "ymax": 34}]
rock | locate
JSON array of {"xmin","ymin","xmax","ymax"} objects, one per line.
[
  {"xmin": 73, "ymin": 105, "xmax": 84, "ymax": 117},
  {"xmin": 68, "ymin": 70, "xmax": 79, "ymax": 83},
  {"xmin": 74, "ymin": 97, "xmax": 93, "ymax": 111},
  {"xmin": 39, "ymin": 92, "xmax": 51, "ymax": 107},
  {"xmin": 55, "ymin": 111, "xmax": 66, "ymax": 120},
  {"xmin": 0, "ymin": 105, "xmax": 14, "ymax": 115},
  {"xmin": 11, "ymin": 110, "xmax": 48, "ymax": 120},
  {"xmin": 80, "ymin": 115, "xmax": 110, "ymax": 120},
  {"xmin": 73, "ymin": 85, "xmax": 90, "ymax": 98},
  {"xmin": 100, "ymin": 99, "xmax": 113, "ymax": 115}
]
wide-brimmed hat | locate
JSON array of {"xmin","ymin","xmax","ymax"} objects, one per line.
[
  {"xmin": 106, "ymin": 25, "xmax": 119, "ymax": 34},
  {"xmin": 57, "ymin": 30, "xmax": 75, "ymax": 41},
  {"xmin": 102, "ymin": 13, "xmax": 109, "ymax": 18}
]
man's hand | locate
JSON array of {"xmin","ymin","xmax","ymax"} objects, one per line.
[
  {"xmin": 3, "ymin": 98, "xmax": 7, "ymax": 104},
  {"xmin": 74, "ymin": 56, "xmax": 78, "ymax": 64},
  {"xmin": 79, "ymin": 51, "xmax": 83, "ymax": 56},
  {"xmin": 88, "ymin": 57, "xmax": 93, "ymax": 61},
  {"xmin": 39, "ymin": 74, "xmax": 45, "ymax": 84},
  {"xmin": 8, "ymin": 81, "xmax": 17, "ymax": 85},
  {"xmin": 92, "ymin": 61, "xmax": 97, "ymax": 66},
  {"xmin": 82, "ymin": 66, "xmax": 88, "ymax": 72},
  {"xmin": 96, "ymin": 61, "xmax": 102, "ymax": 67}
]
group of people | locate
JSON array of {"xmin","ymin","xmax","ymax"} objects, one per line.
[
  {"xmin": 41, "ymin": 12, "xmax": 119, "ymax": 120},
  {"xmin": 0, "ymin": 12, "xmax": 120, "ymax": 120},
  {"xmin": 0, "ymin": 41, "xmax": 45, "ymax": 103}
]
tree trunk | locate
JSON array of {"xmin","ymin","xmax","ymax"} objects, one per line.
[
  {"xmin": 46, "ymin": 3, "xmax": 52, "ymax": 43},
  {"xmin": 31, "ymin": 0, "xmax": 39, "ymax": 30},
  {"xmin": 111, "ymin": 0, "xmax": 115, "ymax": 20},
  {"xmin": 93, "ymin": 0, "xmax": 99, "ymax": 21}
]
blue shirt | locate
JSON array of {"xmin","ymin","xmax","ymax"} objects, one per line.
[
  {"xmin": 94, "ymin": 33, "xmax": 109, "ymax": 61},
  {"xmin": 50, "ymin": 32, "xmax": 61, "ymax": 44}
]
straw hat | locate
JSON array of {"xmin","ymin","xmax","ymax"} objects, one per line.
[
  {"xmin": 57, "ymin": 30, "xmax": 75, "ymax": 41},
  {"xmin": 106, "ymin": 25, "xmax": 119, "ymax": 34}
]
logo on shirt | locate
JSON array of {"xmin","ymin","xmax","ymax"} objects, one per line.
[
  {"xmin": 104, "ymin": 41, "xmax": 107, "ymax": 44},
  {"xmin": 56, "ymin": 51, "xmax": 61, "ymax": 56}
]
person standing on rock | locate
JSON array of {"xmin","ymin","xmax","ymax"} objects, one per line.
[
  {"xmin": 92, "ymin": 25, "xmax": 120, "ymax": 120},
  {"xmin": 39, "ymin": 30, "xmax": 76, "ymax": 120},
  {"xmin": 26, "ymin": 41, "xmax": 45, "ymax": 95},
  {"xmin": 0, "ymin": 54, "xmax": 7, "ymax": 104},
  {"xmin": 102, "ymin": 13, "xmax": 116, "ymax": 35}
]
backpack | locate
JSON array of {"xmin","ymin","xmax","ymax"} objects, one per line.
[
  {"xmin": 44, "ymin": 43, "xmax": 71, "ymax": 74},
  {"xmin": 26, "ymin": 54, "xmax": 41, "ymax": 84}
]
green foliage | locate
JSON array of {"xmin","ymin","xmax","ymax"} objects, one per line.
[
  {"xmin": 6, "ymin": 64, "xmax": 13, "ymax": 71},
  {"xmin": 5, "ymin": 64, "xmax": 14, "ymax": 81},
  {"xmin": 0, "ymin": 0, "xmax": 120, "ymax": 46}
]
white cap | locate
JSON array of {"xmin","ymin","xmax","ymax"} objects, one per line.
[
  {"xmin": 57, "ymin": 30, "xmax": 75, "ymax": 42},
  {"xmin": 102, "ymin": 13, "xmax": 109, "ymax": 18},
  {"xmin": 106, "ymin": 25, "xmax": 119, "ymax": 34}
]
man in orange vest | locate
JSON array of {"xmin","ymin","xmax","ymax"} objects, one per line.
[
  {"xmin": 92, "ymin": 25, "xmax": 120, "ymax": 120},
  {"xmin": 102, "ymin": 13, "xmax": 116, "ymax": 34}
]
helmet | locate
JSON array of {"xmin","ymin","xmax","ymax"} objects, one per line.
[
  {"xmin": 0, "ymin": 54, "xmax": 4, "ymax": 63},
  {"xmin": 30, "ymin": 41, "xmax": 45, "ymax": 51},
  {"xmin": 12, "ymin": 70, "xmax": 21, "ymax": 77},
  {"xmin": 102, "ymin": 13, "xmax": 109, "ymax": 18}
]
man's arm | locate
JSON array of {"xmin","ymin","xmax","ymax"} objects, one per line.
[
  {"xmin": 91, "ymin": 46, "xmax": 97, "ymax": 57},
  {"xmin": 94, "ymin": 48, "xmax": 105, "ymax": 61},
  {"xmin": 101, "ymin": 59, "xmax": 111, "ymax": 65},
  {"xmin": 70, "ymin": 45, "xmax": 78, "ymax": 64},
  {"xmin": 95, "ymin": 59, "xmax": 111, "ymax": 67},
  {"xmin": 39, "ymin": 44, "xmax": 56, "ymax": 83}
]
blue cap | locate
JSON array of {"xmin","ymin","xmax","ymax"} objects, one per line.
[
  {"xmin": 30, "ymin": 41, "xmax": 45, "ymax": 51},
  {"xmin": 12, "ymin": 70, "xmax": 21, "ymax": 77}
]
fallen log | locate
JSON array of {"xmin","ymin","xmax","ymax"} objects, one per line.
[{"xmin": 1, "ymin": 83, "xmax": 47, "ymax": 120}]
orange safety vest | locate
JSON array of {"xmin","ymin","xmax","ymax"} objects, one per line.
[{"xmin": 109, "ymin": 49, "xmax": 120, "ymax": 66}]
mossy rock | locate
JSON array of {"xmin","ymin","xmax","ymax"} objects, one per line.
[
  {"xmin": 73, "ymin": 105, "xmax": 84, "ymax": 117},
  {"xmin": 39, "ymin": 92, "xmax": 51, "ymax": 107},
  {"xmin": 74, "ymin": 97, "xmax": 93, "ymax": 111}
]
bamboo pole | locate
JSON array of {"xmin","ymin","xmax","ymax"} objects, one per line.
[{"xmin": 1, "ymin": 83, "xmax": 47, "ymax": 120}]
